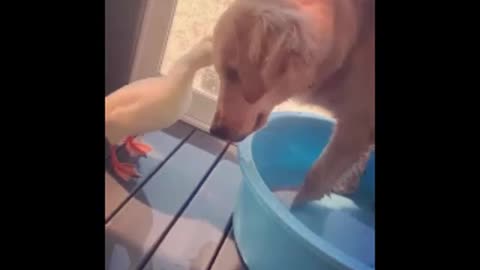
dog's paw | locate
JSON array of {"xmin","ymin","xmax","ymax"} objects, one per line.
[{"xmin": 292, "ymin": 169, "xmax": 333, "ymax": 206}]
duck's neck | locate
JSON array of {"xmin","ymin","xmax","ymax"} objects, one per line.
[
  {"xmin": 166, "ymin": 43, "xmax": 211, "ymax": 101},
  {"xmin": 164, "ymin": 57, "xmax": 200, "ymax": 102},
  {"xmin": 170, "ymin": 57, "xmax": 203, "ymax": 87},
  {"xmin": 170, "ymin": 48, "xmax": 208, "ymax": 73},
  {"xmin": 169, "ymin": 58, "xmax": 193, "ymax": 75}
]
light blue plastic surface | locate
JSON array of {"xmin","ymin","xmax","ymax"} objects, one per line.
[{"xmin": 234, "ymin": 112, "xmax": 375, "ymax": 270}]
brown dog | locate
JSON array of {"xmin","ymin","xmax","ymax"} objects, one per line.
[{"xmin": 210, "ymin": 0, "xmax": 375, "ymax": 204}]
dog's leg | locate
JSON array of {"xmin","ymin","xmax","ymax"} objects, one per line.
[
  {"xmin": 293, "ymin": 119, "xmax": 373, "ymax": 205},
  {"xmin": 332, "ymin": 146, "xmax": 372, "ymax": 194}
]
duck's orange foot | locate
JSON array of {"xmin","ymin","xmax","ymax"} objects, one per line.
[
  {"xmin": 112, "ymin": 161, "xmax": 140, "ymax": 181},
  {"xmin": 110, "ymin": 145, "xmax": 140, "ymax": 181},
  {"xmin": 125, "ymin": 136, "xmax": 152, "ymax": 157}
]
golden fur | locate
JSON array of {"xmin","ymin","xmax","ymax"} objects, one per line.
[{"xmin": 211, "ymin": 0, "xmax": 375, "ymax": 202}]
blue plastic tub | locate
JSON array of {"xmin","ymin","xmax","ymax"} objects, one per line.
[{"xmin": 234, "ymin": 112, "xmax": 375, "ymax": 270}]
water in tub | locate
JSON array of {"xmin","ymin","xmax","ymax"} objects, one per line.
[{"xmin": 273, "ymin": 189, "xmax": 375, "ymax": 267}]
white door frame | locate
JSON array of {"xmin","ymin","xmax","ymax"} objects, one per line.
[{"xmin": 129, "ymin": 0, "xmax": 218, "ymax": 132}]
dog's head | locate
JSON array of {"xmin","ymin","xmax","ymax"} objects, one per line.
[{"xmin": 210, "ymin": 0, "xmax": 331, "ymax": 141}]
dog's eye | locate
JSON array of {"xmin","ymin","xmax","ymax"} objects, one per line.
[{"xmin": 224, "ymin": 66, "xmax": 240, "ymax": 83}]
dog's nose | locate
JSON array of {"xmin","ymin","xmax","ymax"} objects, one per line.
[{"xmin": 210, "ymin": 125, "xmax": 230, "ymax": 140}]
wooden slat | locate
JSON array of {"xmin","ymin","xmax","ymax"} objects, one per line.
[
  {"xmin": 142, "ymin": 146, "xmax": 242, "ymax": 270},
  {"xmin": 105, "ymin": 121, "xmax": 194, "ymax": 220},
  {"xmin": 105, "ymin": 131, "xmax": 227, "ymax": 270},
  {"xmin": 210, "ymin": 230, "xmax": 246, "ymax": 270}
]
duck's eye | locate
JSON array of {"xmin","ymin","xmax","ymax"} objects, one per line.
[{"xmin": 224, "ymin": 66, "xmax": 240, "ymax": 83}]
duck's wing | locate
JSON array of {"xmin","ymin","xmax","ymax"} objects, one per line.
[
  {"xmin": 105, "ymin": 100, "xmax": 143, "ymax": 144},
  {"xmin": 105, "ymin": 78, "xmax": 163, "ymax": 117}
]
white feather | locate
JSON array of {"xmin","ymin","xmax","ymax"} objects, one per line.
[{"xmin": 105, "ymin": 37, "xmax": 213, "ymax": 145}]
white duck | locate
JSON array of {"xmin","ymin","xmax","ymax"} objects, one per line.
[{"xmin": 106, "ymin": 37, "xmax": 213, "ymax": 181}]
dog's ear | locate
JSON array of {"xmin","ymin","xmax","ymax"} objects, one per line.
[
  {"xmin": 249, "ymin": 10, "xmax": 315, "ymax": 65},
  {"xmin": 244, "ymin": 9, "xmax": 318, "ymax": 104}
]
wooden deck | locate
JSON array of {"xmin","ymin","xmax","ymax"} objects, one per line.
[{"xmin": 105, "ymin": 121, "xmax": 247, "ymax": 270}]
